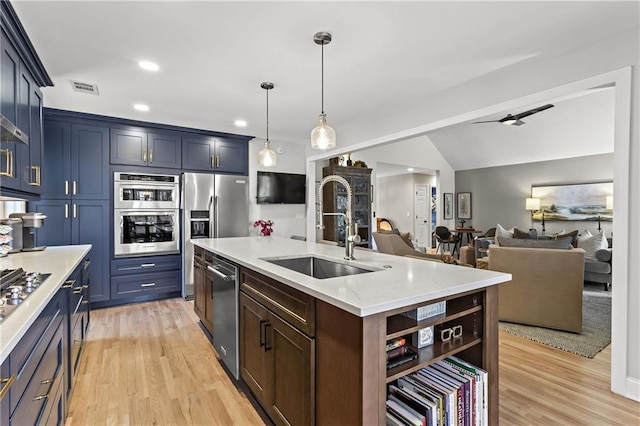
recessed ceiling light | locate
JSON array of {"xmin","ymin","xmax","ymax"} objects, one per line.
[
  {"xmin": 134, "ymin": 104, "xmax": 149, "ymax": 112},
  {"xmin": 407, "ymin": 168, "xmax": 414, "ymax": 172},
  {"xmin": 138, "ymin": 61, "xmax": 159, "ymax": 71},
  {"xmin": 234, "ymin": 120, "xmax": 247, "ymax": 127}
]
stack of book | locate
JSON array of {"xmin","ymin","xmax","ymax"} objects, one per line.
[
  {"xmin": 385, "ymin": 356, "xmax": 489, "ymax": 426},
  {"xmin": 386, "ymin": 337, "xmax": 417, "ymax": 370}
]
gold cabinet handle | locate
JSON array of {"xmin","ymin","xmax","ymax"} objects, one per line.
[
  {"xmin": 143, "ymin": 148, "xmax": 147, "ymax": 162},
  {"xmin": 216, "ymin": 155, "xmax": 220, "ymax": 168},
  {"xmin": 0, "ymin": 374, "xmax": 16, "ymax": 401},
  {"xmin": 28, "ymin": 165, "xmax": 41, "ymax": 186},
  {"xmin": 211, "ymin": 155, "xmax": 215, "ymax": 168},
  {"xmin": 0, "ymin": 149, "xmax": 12, "ymax": 177},
  {"xmin": 149, "ymin": 149, "xmax": 153, "ymax": 163},
  {"xmin": 73, "ymin": 288, "xmax": 82, "ymax": 294},
  {"xmin": 65, "ymin": 180, "xmax": 69, "ymax": 195},
  {"xmin": 81, "ymin": 300, "xmax": 89, "ymax": 305},
  {"xmin": 65, "ymin": 204, "xmax": 69, "ymax": 219},
  {"xmin": 32, "ymin": 373, "xmax": 57, "ymax": 401},
  {"xmin": 73, "ymin": 204, "xmax": 77, "ymax": 218},
  {"xmin": 73, "ymin": 180, "xmax": 77, "ymax": 195}
]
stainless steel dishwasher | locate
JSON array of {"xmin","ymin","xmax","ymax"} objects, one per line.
[{"xmin": 207, "ymin": 255, "xmax": 240, "ymax": 379}]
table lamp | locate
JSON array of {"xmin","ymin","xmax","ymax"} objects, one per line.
[{"xmin": 526, "ymin": 197, "xmax": 543, "ymax": 233}]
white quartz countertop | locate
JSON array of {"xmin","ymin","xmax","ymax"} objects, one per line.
[
  {"xmin": 192, "ymin": 237, "xmax": 511, "ymax": 317},
  {"xmin": 0, "ymin": 245, "xmax": 91, "ymax": 364}
]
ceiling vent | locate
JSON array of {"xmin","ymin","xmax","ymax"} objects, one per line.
[{"xmin": 70, "ymin": 80, "xmax": 99, "ymax": 95}]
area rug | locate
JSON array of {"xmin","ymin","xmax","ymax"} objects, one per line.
[{"xmin": 499, "ymin": 292, "xmax": 611, "ymax": 358}]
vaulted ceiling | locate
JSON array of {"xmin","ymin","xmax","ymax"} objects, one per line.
[{"xmin": 11, "ymin": 1, "xmax": 639, "ymax": 170}]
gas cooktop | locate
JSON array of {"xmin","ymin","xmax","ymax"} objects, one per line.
[{"xmin": 0, "ymin": 268, "xmax": 51, "ymax": 322}]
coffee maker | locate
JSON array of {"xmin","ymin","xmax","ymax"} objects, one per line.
[
  {"xmin": 8, "ymin": 212, "xmax": 47, "ymax": 251},
  {"xmin": 0, "ymin": 217, "xmax": 22, "ymax": 253}
]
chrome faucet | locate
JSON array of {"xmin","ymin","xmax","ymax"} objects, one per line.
[{"xmin": 317, "ymin": 174, "xmax": 360, "ymax": 260}]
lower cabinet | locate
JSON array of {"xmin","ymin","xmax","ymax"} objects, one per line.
[
  {"xmin": 110, "ymin": 254, "xmax": 182, "ymax": 300},
  {"xmin": 239, "ymin": 269, "xmax": 315, "ymax": 426},
  {"xmin": 193, "ymin": 250, "xmax": 213, "ymax": 334}
]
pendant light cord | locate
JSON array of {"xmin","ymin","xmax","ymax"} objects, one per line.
[
  {"xmin": 321, "ymin": 42, "xmax": 325, "ymax": 115},
  {"xmin": 266, "ymin": 87, "xmax": 269, "ymax": 142}
]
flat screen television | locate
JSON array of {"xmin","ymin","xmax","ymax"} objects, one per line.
[{"xmin": 256, "ymin": 171, "xmax": 306, "ymax": 204}]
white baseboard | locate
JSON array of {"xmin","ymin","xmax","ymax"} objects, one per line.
[{"xmin": 627, "ymin": 376, "xmax": 640, "ymax": 402}]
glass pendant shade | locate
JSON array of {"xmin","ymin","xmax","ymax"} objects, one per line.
[
  {"xmin": 311, "ymin": 113, "xmax": 336, "ymax": 150},
  {"xmin": 258, "ymin": 141, "xmax": 277, "ymax": 167}
]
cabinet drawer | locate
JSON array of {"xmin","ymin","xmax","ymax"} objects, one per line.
[
  {"xmin": 111, "ymin": 254, "xmax": 181, "ymax": 276},
  {"xmin": 10, "ymin": 317, "xmax": 64, "ymax": 425},
  {"xmin": 240, "ymin": 268, "xmax": 315, "ymax": 337},
  {"xmin": 9, "ymin": 296, "xmax": 63, "ymax": 415},
  {"xmin": 112, "ymin": 270, "xmax": 181, "ymax": 298}
]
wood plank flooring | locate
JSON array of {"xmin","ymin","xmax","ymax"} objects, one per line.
[{"xmin": 66, "ymin": 298, "xmax": 639, "ymax": 425}]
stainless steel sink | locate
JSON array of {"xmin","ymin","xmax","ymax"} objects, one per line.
[{"xmin": 263, "ymin": 256, "xmax": 379, "ymax": 279}]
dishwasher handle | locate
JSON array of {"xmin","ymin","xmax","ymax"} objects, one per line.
[{"xmin": 207, "ymin": 264, "xmax": 235, "ymax": 281}]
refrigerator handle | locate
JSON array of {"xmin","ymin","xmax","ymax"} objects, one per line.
[
  {"xmin": 207, "ymin": 195, "xmax": 213, "ymax": 211},
  {"xmin": 213, "ymin": 195, "xmax": 219, "ymax": 238}
]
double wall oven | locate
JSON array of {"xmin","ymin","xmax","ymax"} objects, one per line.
[{"xmin": 114, "ymin": 172, "xmax": 180, "ymax": 257}]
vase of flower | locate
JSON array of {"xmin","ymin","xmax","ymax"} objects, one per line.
[{"xmin": 253, "ymin": 219, "xmax": 274, "ymax": 236}]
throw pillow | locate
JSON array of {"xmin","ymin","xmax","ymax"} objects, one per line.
[
  {"xmin": 497, "ymin": 236, "xmax": 573, "ymax": 249},
  {"xmin": 555, "ymin": 230, "xmax": 579, "ymax": 247},
  {"xmin": 595, "ymin": 249, "xmax": 612, "ymax": 262},
  {"xmin": 577, "ymin": 230, "xmax": 609, "ymax": 258},
  {"xmin": 513, "ymin": 228, "xmax": 538, "ymax": 239},
  {"xmin": 495, "ymin": 224, "xmax": 515, "ymax": 245}
]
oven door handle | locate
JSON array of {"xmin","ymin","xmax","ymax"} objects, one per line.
[{"xmin": 116, "ymin": 209, "xmax": 178, "ymax": 216}]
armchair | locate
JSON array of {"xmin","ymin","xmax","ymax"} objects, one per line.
[{"xmin": 372, "ymin": 232, "xmax": 441, "ymax": 261}]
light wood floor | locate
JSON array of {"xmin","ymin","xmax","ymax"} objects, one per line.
[{"xmin": 66, "ymin": 298, "xmax": 639, "ymax": 425}]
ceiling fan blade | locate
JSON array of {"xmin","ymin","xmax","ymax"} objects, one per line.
[
  {"xmin": 513, "ymin": 103, "xmax": 554, "ymax": 120},
  {"xmin": 472, "ymin": 120, "xmax": 501, "ymax": 124}
]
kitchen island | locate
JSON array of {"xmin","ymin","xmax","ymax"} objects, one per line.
[{"xmin": 193, "ymin": 237, "xmax": 511, "ymax": 425}]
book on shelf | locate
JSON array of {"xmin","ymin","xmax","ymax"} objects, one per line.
[
  {"xmin": 397, "ymin": 376, "xmax": 444, "ymax": 426},
  {"xmin": 430, "ymin": 363, "xmax": 472, "ymax": 426},
  {"xmin": 386, "ymin": 397, "xmax": 426, "ymax": 426},
  {"xmin": 387, "ymin": 350, "xmax": 418, "ymax": 370},
  {"xmin": 415, "ymin": 368, "xmax": 458, "ymax": 426},
  {"xmin": 387, "ymin": 345, "xmax": 411, "ymax": 361},
  {"xmin": 390, "ymin": 383, "xmax": 438, "ymax": 426},
  {"xmin": 386, "ymin": 337, "xmax": 407, "ymax": 351},
  {"xmin": 443, "ymin": 357, "xmax": 488, "ymax": 426},
  {"xmin": 402, "ymin": 301, "xmax": 446, "ymax": 321}
]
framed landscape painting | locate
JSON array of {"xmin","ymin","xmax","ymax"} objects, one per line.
[
  {"xmin": 531, "ymin": 182, "xmax": 613, "ymax": 222},
  {"xmin": 443, "ymin": 193, "xmax": 453, "ymax": 220},
  {"xmin": 457, "ymin": 192, "xmax": 472, "ymax": 219}
]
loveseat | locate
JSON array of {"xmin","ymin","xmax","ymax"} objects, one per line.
[{"xmin": 488, "ymin": 244, "xmax": 585, "ymax": 333}]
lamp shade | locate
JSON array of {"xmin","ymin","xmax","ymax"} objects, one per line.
[
  {"xmin": 311, "ymin": 113, "xmax": 336, "ymax": 149},
  {"xmin": 606, "ymin": 195, "xmax": 613, "ymax": 210},
  {"xmin": 525, "ymin": 197, "xmax": 540, "ymax": 211},
  {"xmin": 258, "ymin": 141, "xmax": 277, "ymax": 167}
]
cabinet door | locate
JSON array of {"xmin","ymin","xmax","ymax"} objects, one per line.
[
  {"xmin": 0, "ymin": 142, "xmax": 20, "ymax": 190},
  {"xmin": 240, "ymin": 292, "xmax": 269, "ymax": 406},
  {"xmin": 21, "ymin": 84, "xmax": 43, "ymax": 194},
  {"xmin": 204, "ymin": 269, "xmax": 214, "ymax": 334},
  {"xmin": 148, "ymin": 132, "xmax": 181, "ymax": 169},
  {"xmin": 0, "ymin": 32, "xmax": 21, "ymax": 191},
  {"xmin": 31, "ymin": 200, "xmax": 73, "ymax": 246},
  {"xmin": 182, "ymin": 136, "xmax": 215, "ymax": 171},
  {"xmin": 41, "ymin": 120, "xmax": 71, "ymax": 199},
  {"xmin": 193, "ymin": 260, "xmax": 206, "ymax": 322},
  {"xmin": 72, "ymin": 200, "xmax": 110, "ymax": 303},
  {"xmin": 215, "ymin": 138, "xmax": 248, "ymax": 175},
  {"xmin": 71, "ymin": 123, "xmax": 109, "ymax": 200},
  {"xmin": 267, "ymin": 311, "xmax": 314, "ymax": 426},
  {"xmin": 110, "ymin": 127, "xmax": 147, "ymax": 166}
]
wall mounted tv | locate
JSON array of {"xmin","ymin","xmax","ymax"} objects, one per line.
[{"xmin": 256, "ymin": 171, "xmax": 306, "ymax": 204}]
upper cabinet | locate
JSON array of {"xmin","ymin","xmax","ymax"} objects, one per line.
[
  {"xmin": 182, "ymin": 135, "xmax": 249, "ymax": 175},
  {"xmin": 110, "ymin": 128, "xmax": 181, "ymax": 169},
  {"xmin": 42, "ymin": 120, "xmax": 110, "ymax": 200},
  {"xmin": 0, "ymin": 2, "xmax": 53, "ymax": 199}
]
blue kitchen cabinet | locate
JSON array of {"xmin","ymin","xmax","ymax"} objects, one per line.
[
  {"xmin": 111, "ymin": 128, "xmax": 181, "ymax": 169},
  {"xmin": 41, "ymin": 120, "xmax": 109, "ymax": 200},
  {"xmin": 31, "ymin": 199, "xmax": 110, "ymax": 303},
  {"xmin": 1, "ymin": 25, "xmax": 48, "ymax": 198},
  {"xmin": 182, "ymin": 135, "xmax": 248, "ymax": 174}
]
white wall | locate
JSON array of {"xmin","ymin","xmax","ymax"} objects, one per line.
[
  {"xmin": 309, "ymin": 28, "xmax": 639, "ymax": 399},
  {"xmin": 249, "ymin": 138, "xmax": 307, "ymax": 238},
  {"xmin": 455, "ymin": 153, "xmax": 614, "ymax": 236},
  {"xmin": 354, "ymin": 135, "xmax": 456, "ymax": 230}
]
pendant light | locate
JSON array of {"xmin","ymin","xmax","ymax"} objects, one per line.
[
  {"xmin": 258, "ymin": 82, "xmax": 277, "ymax": 167},
  {"xmin": 311, "ymin": 31, "xmax": 336, "ymax": 150}
]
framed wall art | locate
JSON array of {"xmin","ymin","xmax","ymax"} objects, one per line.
[
  {"xmin": 457, "ymin": 192, "xmax": 472, "ymax": 219},
  {"xmin": 443, "ymin": 193, "xmax": 454, "ymax": 220},
  {"xmin": 531, "ymin": 182, "xmax": 613, "ymax": 222}
]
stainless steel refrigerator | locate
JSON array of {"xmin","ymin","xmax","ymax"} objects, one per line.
[{"xmin": 181, "ymin": 172, "xmax": 249, "ymax": 299}]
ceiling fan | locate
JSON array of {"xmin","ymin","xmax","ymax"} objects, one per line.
[{"xmin": 472, "ymin": 104, "xmax": 554, "ymax": 126}]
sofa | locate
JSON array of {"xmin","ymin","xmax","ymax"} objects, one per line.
[
  {"xmin": 584, "ymin": 247, "xmax": 612, "ymax": 290},
  {"xmin": 488, "ymin": 244, "xmax": 586, "ymax": 333},
  {"xmin": 372, "ymin": 232, "xmax": 442, "ymax": 261}
]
